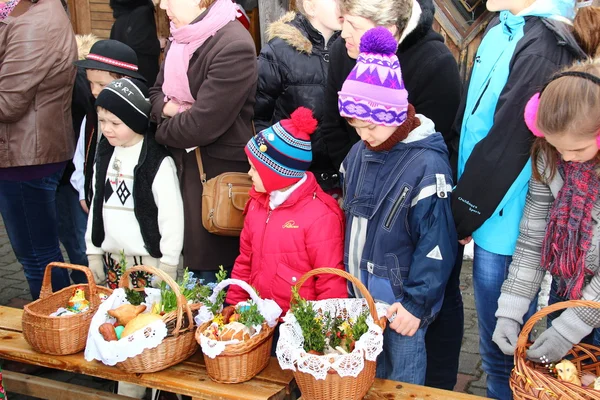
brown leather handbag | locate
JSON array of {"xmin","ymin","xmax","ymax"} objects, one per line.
[{"xmin": 195, "ymin": 148, "xmax": 252, "ymax": 237}]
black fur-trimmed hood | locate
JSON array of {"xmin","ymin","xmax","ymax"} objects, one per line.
[{"xmin": 399, "ymin": 0, "xmax": 436, "ymax": 51}]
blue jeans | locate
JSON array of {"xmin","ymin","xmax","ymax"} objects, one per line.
[
  {"xmin": 547, "ymin": 279, "xmax": 600, "ymax": 345},
  {"xmin": 473, "ymin": 244, "xmax": 537, "ymax": 400},
  {"xmin": 0, "ymin": 169, "xmax": 70, "ymax": 300},
  {"xmin": 56, "ymin": 179, "xmax": 89, "ymax": 284},
  {"xmin": 376, "ymin": 326, "xmax": 428, "ymax": 384}
]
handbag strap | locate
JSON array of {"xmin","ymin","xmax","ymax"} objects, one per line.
[{"xmin": 194, "ymin": 121, "xmax": 257, "ymax": 186}]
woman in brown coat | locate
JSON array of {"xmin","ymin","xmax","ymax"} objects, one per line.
[
  {"xmin": 150, "ymin": 0, "xmax": 257, "ymax": 278},
  {"xmin": 0, "ymin": 0, "xmax": 77, "ymax": 300}
]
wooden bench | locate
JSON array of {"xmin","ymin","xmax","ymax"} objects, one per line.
[{"xmin": 0, "ymin": 305, "xmax": 488, "ymax": 400}]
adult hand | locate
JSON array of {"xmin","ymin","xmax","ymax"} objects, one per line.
[
  {"xmin": 87, "ymin": 254, "xmax": 106, "ymax": 285},
  {"xmin": 492, "ymin": 317, "xmax": 521, "ymax": 355},
  {"xmin": 387, "ymin": 302, "xmax": 420, "ymax": 336},
  {"xmin": 162, "ymin": 100, "xmax": 179, "ymax": 118},
  {"xmin": 459, "ymin": 236, "xmax": 472, "ymax": 245},
  {"xmin": 80, "ymin": 199, "xmax": 89, "ymax": 214},
  {"xmin": 526, "ymin": 327, "xmax": 573, "ymax": 362}
]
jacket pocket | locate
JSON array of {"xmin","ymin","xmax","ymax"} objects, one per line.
[
  {"xmin": 383, "ymin": 185, "xmax": 410, "ymax": 230},
  {"xmin": 271, "ymin": 263, "xmax": 309, "ymax": 305}
]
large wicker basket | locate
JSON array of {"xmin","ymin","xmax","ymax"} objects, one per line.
[
  {"xmin": 22, "ymin": 262, "xmax": 113, "ymax": 355},
  {"xmin": 115, "ymin": 265, "xmax": 198, "ymax": 373},
  {"xmin": 196, "ymin": 281, "xmax": 276, "ymax": 383},
  {"xmin": 511, "ymin": 299, "xmax": 600, "ymax": 400},
  {"xmin": 290, "ymin": 268, "xmax": 387, "ymax": 400}
]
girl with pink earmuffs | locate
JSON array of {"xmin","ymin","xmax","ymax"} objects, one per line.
[{"xmin": 493, "ymin": 60, "xmax": 600, "ymax": 365}]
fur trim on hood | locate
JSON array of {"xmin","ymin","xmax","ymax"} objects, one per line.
[
  {"xmin": 399, "ymin": 0, "xmax": 435, "ymax": 48},
  {"xmin": 266, "ymin": 12, "xmax": 313, "ymax": 53},
  {"xmin": 76, "ymin": 34, "xmax": 101, "ymax": 61}
]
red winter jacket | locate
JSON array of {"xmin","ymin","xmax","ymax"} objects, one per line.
[{"xmin": 226, "ymin": 172, "xmax": 347, "ymax": 314}]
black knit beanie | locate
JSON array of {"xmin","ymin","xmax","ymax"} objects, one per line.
[{"xmin": 95, "ymin": 78, "xmax": 151, "ymax": 134}]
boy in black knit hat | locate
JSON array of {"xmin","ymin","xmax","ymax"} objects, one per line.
[{"xmin": 85, "ymin": 78, "xmax": 183, "ymax": 291}]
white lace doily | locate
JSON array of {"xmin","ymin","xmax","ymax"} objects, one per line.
[
  {"xmin": 276, "ymin": 298, "xmax": 386, "ymax": 380},
  {"xmin": 197, "ymin": 279, "xmax": 282, "ymax": 358},
  {"xmin": 84, "ymin": 288, "xmax": 168, "ymax": 366}
]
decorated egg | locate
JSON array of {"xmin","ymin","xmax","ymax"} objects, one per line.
[{"xmin": 115, "ymin": 325, "xmax": 125, "ymax": 340}]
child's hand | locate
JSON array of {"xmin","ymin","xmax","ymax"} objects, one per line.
[
  {"xmin": 80, "ymin": 199, "xmax": 89, "ymax": 214},
  {"xmin": 162, "ymin": 100, "xmax": 179, "ymax": 118},
  {"xmin": 387, "ymin": 302, "xmax": 420, "ymax": 336}
]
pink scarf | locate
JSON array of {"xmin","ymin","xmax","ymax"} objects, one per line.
[
  {"xmin": 0, "ymin": 0, "xmax": 21, "ymax": 20},
  {"xmin": 163, "ymin": 0, "xmax": 239, "ymax": 111}
]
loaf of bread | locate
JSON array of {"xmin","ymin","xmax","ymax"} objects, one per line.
[
  {"xmin": 99, "ymin": 322, "xmax": 118, "ymax": 341},
  {"xmin": 121, "ymin": 313, "xmax": 162, "ymax": 338},
  {"xmin": 219, "ymin": 322, "xmax": 251, "ymax": 341},
  {"xmin": 108, "ymin": 304, "xmax": 147, "ymax": 326}
]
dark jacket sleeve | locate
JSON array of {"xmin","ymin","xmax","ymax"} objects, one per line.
[
  {"xmin": 403, "ymin": 167, "xmax": 457, "ymax": 319},
  {"xmin": 321, "ymin": 39, "xmax": 354, "ymax": 170},
  {"xmin": 451, "ymin": 54, "xmax": 561, "ymax": 239},
  {"xmin": 153, "ymin": 39, "xmax": 257, "ymax": 149},
  {"xmin": 254, "ymin": 42, "xmax": 285, "ymax": 132},
  {"xmin": 410, "ymin": 46, "xmax": 461, "ymax": 165}
]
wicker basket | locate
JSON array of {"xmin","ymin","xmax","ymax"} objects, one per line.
[
  {"xmin": 511, "ymin": 299, "xmax": 600, "ymax": 400},
  {"xmin": 22, "ymin": 262, "xmax": 113, "ymax": 355},
  {"xmin": 291, "ymin": 268, "xmax": 387, "ymax": 400},
  {"xmin": 115, "ymin": 265, "xmax": 198, "ymax": 373},
  {"xmin": 196, "ymin": 281, "xmax": 276, "ymax": 383}
]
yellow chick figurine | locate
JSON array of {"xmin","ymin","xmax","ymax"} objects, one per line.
[
  {"xmin": 555, "ymin": 359, "xmax": 582, "ymax": 386},
  {"xmin": 67, "ymin": 287, "xmax": 90, "ymax": 313}
]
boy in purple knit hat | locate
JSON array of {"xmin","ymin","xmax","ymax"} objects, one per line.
[{"xmin": 338, "ymin": 27, "xmax": 457, "ymax": 385}]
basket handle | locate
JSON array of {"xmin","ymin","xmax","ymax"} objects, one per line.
[
  {"xmin": 208, "ymin": 278, "xmax": 282, "ymax": 327},
  {"xmin": 39, "ymin": 262, "xmax": 100, "ymax": 308},
  {"xmin": 516, "ymin": 299, "xmax": 600, "ymax": 357},
  {"xmin": 294, "ymin": 268, "xmax": 384, "ymax": 329},
  {"xmin": 119, "ymin": 265, "xmax": 193, "ymax": 337}
]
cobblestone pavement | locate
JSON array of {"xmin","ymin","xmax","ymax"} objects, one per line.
[{"xmin": 0, "ymin": 216, "xmax": 551, "ymax": 399}]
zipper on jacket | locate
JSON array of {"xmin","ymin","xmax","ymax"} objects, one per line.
[
  {"xmin": 384, "ymin": 186, "xmax": 409, "ymax": 229},
  {"xmin": 228, "ymin": 183, "xmax": 233, "ymax": 198},
  {"xmin": 266, "ymin": 210, "xmax": 272, "ymax": 224},
  {"xmin": 471, "ymin": 79, "xmax": 492, "ymax": 116}
]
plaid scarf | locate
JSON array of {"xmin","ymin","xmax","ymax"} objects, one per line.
[
  {"xmin": 0, "ymin": 0, "xmax": 20, "ymax": 20},
  {"xmin": 541, "ymin": 159, "xmax": 600, "ymax": 299}
]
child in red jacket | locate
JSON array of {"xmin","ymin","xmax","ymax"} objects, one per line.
[{"xmin": 226, "ymin": 107, "xmax": 347, "ymax": 314}]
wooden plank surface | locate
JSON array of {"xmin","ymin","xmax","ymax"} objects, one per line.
[
  {"xmin": 0, "ymin": 329, "xmax": 287, "ymax": 400},
  {"xmin": 3, "ymin": 370, "xmax": 133, "ymax": 400},
  {"xmin": 0, "ymin": 306, "xmax": 294, "ymax": 399}
]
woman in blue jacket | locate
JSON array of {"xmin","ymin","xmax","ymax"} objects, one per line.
[{"xmin": 451, "ymin": 0, "xmax": 585, "ymax": 398}]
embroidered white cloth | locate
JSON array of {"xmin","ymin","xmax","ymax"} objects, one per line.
[
  {"xmin": 84, "ymin": 288, "xmax": 168, "ymax": 365},
  {"xmin": 276, "ymin": 298, "xmax": 387, "ymax": 380}
]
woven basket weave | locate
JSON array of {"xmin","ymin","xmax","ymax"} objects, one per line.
[
  {"xmin": 196, "ymin": 281, "xmax": 276, "ymax": 383},
  {"xmin": 511, "ymin": 299, "xmax": 600, "ymax": 400},
  {"xmin": 115, "ymin": 265, "xmax": 198, "ymax": 373},
  {"xmin": 22, "ymin": 262, "xmax": 113, "ymax": 355},
  {"xmin": 291, "ymin": 268, "xmax": 387, "ymax": 400}
]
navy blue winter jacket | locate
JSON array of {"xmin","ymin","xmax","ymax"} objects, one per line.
[{"xmin": 341, "ymin": 116, "xmax": 457, "ymax": 326}]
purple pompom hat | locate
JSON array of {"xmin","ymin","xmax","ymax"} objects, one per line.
[{"xmin": 338, "ymin": 27, "xmax": 408, "ymax": 127}]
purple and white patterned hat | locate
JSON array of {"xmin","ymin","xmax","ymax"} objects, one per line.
[{"xmin": 338, "ymin": 27, "xmax": 408, "ymax": 127}]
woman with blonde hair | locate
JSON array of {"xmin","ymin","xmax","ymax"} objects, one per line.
[
  {"xmin": 150, "ymin": 0, "xmax": 257, "ymax": 282},
  {"xmin": 321, "ymin": 0, "xmax": 463, "ymax": 390}
]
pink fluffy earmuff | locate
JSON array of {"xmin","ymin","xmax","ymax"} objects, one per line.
[{"xmin": 524, "ymin": 72, "xmax": 600, "ymax": 148}]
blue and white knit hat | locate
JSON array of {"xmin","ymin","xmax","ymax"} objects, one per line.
[{"xmin": 245, "ymin": 107, "xmax": 317, "ymax": 192}]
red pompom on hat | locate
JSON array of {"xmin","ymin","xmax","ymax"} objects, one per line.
[
  {"xmin": 279, "ymin": 107, "xmax": 318, "ymax": 140},
  {"xmin": 245, "ymin": 107, "xmax": 317, "ymax": 192}
]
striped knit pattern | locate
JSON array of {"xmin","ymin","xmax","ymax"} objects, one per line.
[
  {"xmin": 500, "ymin": 156, "xmax": 600, "ymax": 327},
  {"xmin": 245, "ymin": 121, "xmax": 312, "ymax": 192}
]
